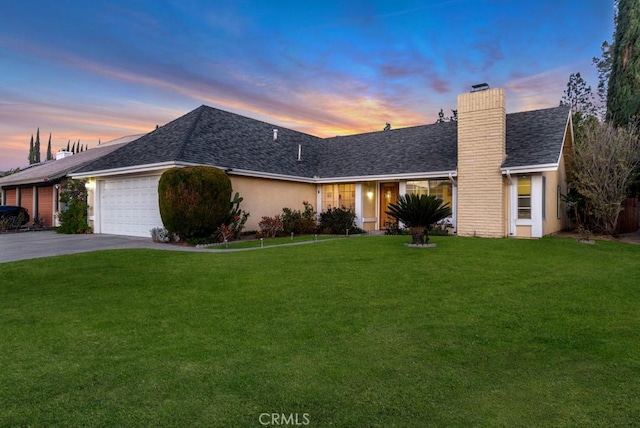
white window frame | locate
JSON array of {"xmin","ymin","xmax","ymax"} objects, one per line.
[{"xmin": 510, "ymin": 174, "xmax": 543, "ymax": 238}]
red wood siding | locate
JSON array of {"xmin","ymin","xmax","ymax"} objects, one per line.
[
  {"xmin": 19, "ymin": 188, "xmax": 33, "ymax": 216},
  {"xmin": 5, "ymin": 189, "xmax": 17, "ymax": 205},
  {"xmin": 38, "ymin": 186, "xmax": 55, "ymax": 226}
]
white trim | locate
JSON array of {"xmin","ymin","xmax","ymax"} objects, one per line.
[
  {"xmin": 398, "ymin": 181, "xmax": 407, "ymax": 196},
  {"xmin": 71, "ymin": 161, "xmax": 181, "ymax": 179},
  {"xmin": 355, "ymin": 183, "xmax": 363, "ymax": 228},
  {"xmin": 314, "ymin": 170, "xmax": 457, "ymax": 184},
  {"xmin": 531, "ymin": 175, "xmax": 543, "ymax": 237},
  {"xmin": 73, "ymin": 162, "xmax": 456, "ymax": 185},
  {"xmin": 227, "ymin": 168, "xmax": 317, "ymax": 183},
  {"xmin": 501, "ymin": 163, "xmax": 558, "ymax": 174},
  {"xmin": 451, "ymin": 183, "xmax": 457, "ymax": 234},
  {"xmin": 316, "ymin": 184, "xmax": 322, "ymax": 214},
  {"xmin": 509, "ymin": 180, "xmax": 516, "ymax": 235}
]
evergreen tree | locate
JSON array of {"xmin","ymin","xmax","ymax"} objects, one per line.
[
  {"xmin": 607, "ymin": 0, "xmax": 640, "ymax": 126},
  {"xmin": 46, "ymin": 133, "xmax": 53, "ymax": 161},
  {"xmin": 66, "ymin": 140, "xmax": 70, "ymax": 151},
  {"xmin": 28, "ymin": 134, "xmax": 34, "ymax": 164},
  {"xmin": 72, "ymin": 141, "xmax": 76, "ymax": 154},
  {"xmin": 593, "ymin": 41, "xmax": 613, "ymax": 105},
  {"xmin": 560, "ymin": 72, "xmax": 597, "ymax": 118},
  {"xmin": 34, "ymin": 128, "xmax": 41, "ymax": 163}
]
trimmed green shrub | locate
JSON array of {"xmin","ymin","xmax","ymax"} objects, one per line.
[
  {"xmin": 318, "ymin": 206, "xmax": 359, "ymax": 235},
  {"xmin": 57, "ymin": 179, "xmax": 91, "ymax": 234},
  {"xmin": 281, "ymin": 201, "xmax": 317, "ymax": 234},
  {"xmin": 158, "ymin": 166, "xmax": 232, "ymax": 239}
]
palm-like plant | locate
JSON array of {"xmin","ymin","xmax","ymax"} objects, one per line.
[{"xmin": 385, "ymin": 194, "xmax": 452, "ymax": 245}]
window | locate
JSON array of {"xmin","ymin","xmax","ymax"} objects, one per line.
[
  {"xmin": 406, "ymin": 181, "xmax": 429, "ymax": 197},
  {"xmin": 517, "ymin": 175, "xmax": 531, "ymax": 219},
  {"xmin": 322, "ymin": 184, "xmax": 355, "ymax": 210},
  {"xmin": 557, "ymin": 185, "xmax": 562, "ymax": 220},
  {"xmin": 406, "ymin": 180, "xmax": 452, "ymax": 207}
]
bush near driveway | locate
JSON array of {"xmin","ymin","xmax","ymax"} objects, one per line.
[{"xmin": 158, "ymin": 166, "xmax": 232, "ymax": 239}]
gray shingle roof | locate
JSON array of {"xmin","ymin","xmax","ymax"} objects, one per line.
[
  {"xmin": 503, "ymin": 106, "xmax": 570, "ymax": 168},
  {"xmin": 318, "ymin": 122, "xmax": 457, "ymax": 178},
  {"xmin": 76, "ymin": 106, "xmax": 322, "ymax": 178},
  {"xmin": 0, "ymin": 139, "xmax": 136, "ymax": 187},
  {"xmin": 75, "ymin": 104, "xmax": 570, "ymax": 179}
]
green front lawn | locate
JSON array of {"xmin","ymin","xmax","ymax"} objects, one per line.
[
  {"xmin": 1, "ymin": 236, "xmax": 638, "ymax": 426},
  {"xmin": 209, "ymin": 233, "xmax": 338, "ymax": 249}
]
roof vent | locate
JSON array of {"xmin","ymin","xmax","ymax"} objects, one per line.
[
  {"xmin": 384, "ymin": 123, "xmax": 391, "ymax": 131},
  {"xmin": 273, "ymin": 129, "xmax": 278, "ymax": 142},
  {"xmin": 471, "ymin": 83, "xmax": 490, "ymax": 92}
]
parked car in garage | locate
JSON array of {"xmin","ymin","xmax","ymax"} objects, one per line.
[{"xmin": 0, "ymin": 205, "xmax": 30, "ymax": 229}]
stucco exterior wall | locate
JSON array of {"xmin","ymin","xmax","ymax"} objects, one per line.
[
  {"xmin": 229, "ymin": 175, "xmax": 316, "ymax": 231},
  {"xmin": 542, "ymin": 153, "xmax": 569, "ymax": 235},
  {"xmin": 457, "ymin": 88, "xmax": 506, "ymax": 237}
]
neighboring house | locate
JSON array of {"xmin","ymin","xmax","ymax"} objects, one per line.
[
  {"xmin": 72, "ymin": 87, "xmax": 573, "ymax": 239},
  {"xmin": 0, "ymin": 135, "xmax": 142, "ymax": 227}
]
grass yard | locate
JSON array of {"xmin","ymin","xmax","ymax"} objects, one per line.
[{"xmin": 0, "ymin": 236, "xmax": 639, "ymax": 426}]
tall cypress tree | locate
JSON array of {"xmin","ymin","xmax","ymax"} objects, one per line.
[
  {"xmin": 606, "ymin": 0, "xmax": 640, "ymax": 126},
  {"xmin": 34, "ymin": 128, "xmax": 41, "ymax": 163},
  {"xmin": 46, "ymin": 133, "xmax": 53, "ymax": 160},
  {"xmin": 66, "ymin": 140, "xmax": 70, "ymax": 151},
  {"xmin": 28, "ymin": 134, "xmax": 34, "ymax": 164}
]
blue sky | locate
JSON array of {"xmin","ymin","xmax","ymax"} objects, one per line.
[{"xmin": 0, "ymin": 0, "xmax": 614, "ymax": 170}]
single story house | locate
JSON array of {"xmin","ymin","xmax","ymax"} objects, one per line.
[
  {"xmin": 71, "ymin": 87, "xmax": 573, "ymax": 238},
  {"xmin": 0, "ymin": 135, "xmax": 141, "ymax": 227}
]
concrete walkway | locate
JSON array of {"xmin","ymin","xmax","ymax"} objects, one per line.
[{"xmin": 0, "ymin": 231, "xmax": 210, "ymax": 263}]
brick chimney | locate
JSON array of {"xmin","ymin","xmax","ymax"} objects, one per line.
[{"xmin": 456, "ymin": 87, "xmax": 506, "ymax": 237}]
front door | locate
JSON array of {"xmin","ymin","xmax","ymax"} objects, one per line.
[{"xmin": 379, "ymin": 182, "xmax": 399, "ymax": 229}]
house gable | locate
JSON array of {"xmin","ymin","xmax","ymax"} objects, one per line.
[{"xmin": 502, "ymin": 106, "xmax": 570, "ymax": 170}]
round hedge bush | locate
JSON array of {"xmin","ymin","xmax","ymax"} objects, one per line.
[{"xmin": 158, "ymin": 166, "xmax": 232, "ymax": 239}]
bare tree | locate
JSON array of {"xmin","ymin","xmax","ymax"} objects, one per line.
[{"xmin": 568, "ymin": 119, "xmax": 640, "ymax": 234}]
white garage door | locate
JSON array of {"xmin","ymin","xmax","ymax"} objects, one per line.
[{"xmin": 99, "ymin": 176, "xmax": 163, "ymax": 237}]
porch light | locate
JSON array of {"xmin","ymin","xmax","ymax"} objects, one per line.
[{"xmin": 366, "ymin": 191, "xmax": 374, "ymax": 199}]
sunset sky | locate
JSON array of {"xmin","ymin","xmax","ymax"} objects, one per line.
[{"xmin": 0, "ymin": 0, "xmax": 614, "ymax": 171}]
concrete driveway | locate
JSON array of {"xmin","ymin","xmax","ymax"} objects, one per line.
[{"xmin": 0, "ymin": 231, "xmax": 209, "ymax": 263}]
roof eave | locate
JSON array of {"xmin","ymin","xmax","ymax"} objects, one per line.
[
  {"xmin": 314, "ymin": 170, "xmax": 457, "ymax": 184},
  {"xmin": 227, "ymin": 168, "xmax": 316, "ymax": 183},
  {"xmin": 71, "ymin": 161, "xmax": 182, "ymax": 179},
  {"xmin": 500, "ymin": 163, "xmax": 559, "ymax": 174}
]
